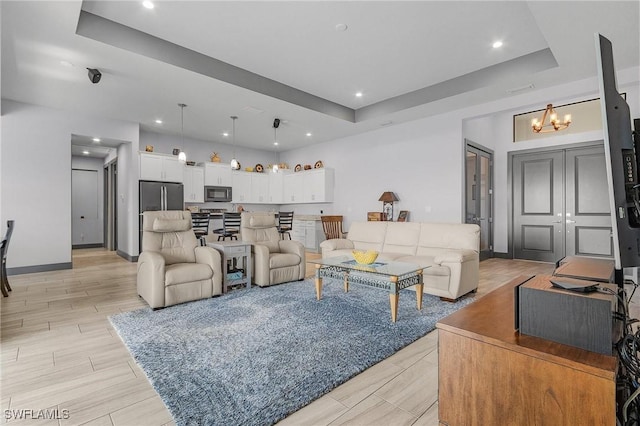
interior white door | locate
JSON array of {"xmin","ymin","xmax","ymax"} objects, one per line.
[{"xmin": 72, "ymin": 169, "xmax": 101, "ymax": 246}]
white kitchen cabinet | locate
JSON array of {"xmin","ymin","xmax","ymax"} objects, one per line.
[
  {"xmin": 304, "ymin": 168, "xmax": 334, "ymax": 202},
  {"xmin": 203, "ymin": 162, "xmax": 232, "ymax": 186},
  {"xmin": 231, "ymin": 171, "xmax": 251, "ymax": 203},
  {"xmin": 268, "ymin": 171, "xmax": 286, "ymax": 204},
  {"xmin": 291, "ymin": 219, "xmax": 324, "ymax": 252},
  {"xmin": 183, "ymin": 166, "xmax": 205, "ymax": 203},
  {"xmin": 283, "ymin": 173, "xmax": 304, "ymax": 203},
  {"xmin": 283, "ymin": 168, "xmax": 334, "ymax": 204},
  {"xmin": 139, "ymin": 152, "xmax": 184, "ymax": 183},
  {"xmin": 251, "ymin": 173, "xmax": 269, "ymax": 203}
]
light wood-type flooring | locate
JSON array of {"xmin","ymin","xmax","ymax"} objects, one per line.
[{"xmin": 1, "ymin": 249, "xmax": 597, "ymax": 425}]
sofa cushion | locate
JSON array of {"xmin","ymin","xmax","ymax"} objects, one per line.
[
  {"xmin": 347, "ymin": 222, "xmax": 388, "ymax": 252},
  {"xmin": 382, "ymin": 223, "xmax": 420, "ymax": 255},
  {"xmin": 165, "ymin": 263, "xmax": 212, "ymax": 285},
  {"xmin": 270, "ymin": 253, "xmax": 300, "ymax": 268},
  {"xmin": 417, "ymin": 223, "xmax": 480, "ymax": 253}
]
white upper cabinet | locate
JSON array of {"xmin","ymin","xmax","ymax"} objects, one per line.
[
  {"xmin": 231, "ymin": 171, "xmax": 252, "ymax": 203},
  {"xmin": 303, "ymin": 168, "xmax": 334, "ymax": 202},
  {"xmin": 268, "ymin": 171, "xmax": 286, "ymax": 204},
  {"xmin": 204, "ymin": 162, "xmax": 232, "ymax": 186},
  {"xmin": 139, "ymin": 152, "xmax": 184, "ymax": 183},
  {"xmin": 283, "ymin": 168, "xmax": 334, "ymax": 203},
  {"xmin": 184, "ymin": 166, "xmax": 205, "ymax": 203},
  {"xmin": 284, "ymin": 173, "xmax": 304, "ymax": 203},
  {"xmin": 251, "ymin": 173, "xmax": 269, "ymax": 203}
]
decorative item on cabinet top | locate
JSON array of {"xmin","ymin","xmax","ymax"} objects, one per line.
[
  {"xmin": 255, "ymin": 164, "xmax": 264, "ymax": 173},
  {"xmin": 145, "ymin": 145, "xmax": 154, "ymax": 152},
  {"xmin": 294, "ymin": 162, "xmax": 324, "ymax": 171},
  {"xmin": 210, "ymin": 152, "xmax": 221, "ymax": 162},
  {"xmin": 186, "ymin": 161, "xmax": 196, "ymax": 166}
]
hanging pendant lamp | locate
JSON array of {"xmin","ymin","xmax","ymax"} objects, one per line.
[
  {"xmin": 272, "ymin": 118, "xmax": 280, "ymax": 173},
  {"xmin": 178, "ymin": 103, "xmax": 187, "ymax": 163},
  {"xmin": 230, "ymin": 116, "xmax": 240, "ymax": 170}
]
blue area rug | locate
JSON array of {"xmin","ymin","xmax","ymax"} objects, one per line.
[{"xmin": 109, "ymin": 278, "xmax": 474, "ymax": 426}]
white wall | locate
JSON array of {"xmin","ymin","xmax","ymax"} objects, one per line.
[
  {"xmin": 140, "ymin": 130, "xmax": 274, "ymax": 170},
  {"xmin": 0, "ymin": 100, "xmax": 139, "ymax": 270},
  {"xmin": 280, "ymin": 111, "xmax": 465, "ymax": 231}
]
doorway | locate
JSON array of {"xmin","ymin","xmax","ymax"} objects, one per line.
[
  {"xmin": 465, "ymin": 140, "xmax": 493, "ymax": 260},
  {"xmin": 72, "ymin": 169, "xmax": 101, "ymax": 247},
  {"xmin": 511, "ymin": 143, "xmax": 612, "ymax": 262}
]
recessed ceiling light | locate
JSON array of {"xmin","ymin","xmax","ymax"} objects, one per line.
[
  {"xmin": 82, "ymin": 150, "xmax": 90, "ymax": 155},
  {"xmin": 492, "ymin": 40, "xmax": 503, "ymax": 49},
  {"xmin": 222, "ymin": 132, "xmax": 229, "ymax": 137},
  {"xmin": 335, "ymin": 23, "xmax": 348, "ymax": 32},
  {"xmin": 92, "ymin": 137, "xmax": 101, "ymax": 142},
  {"xmin": 355, "ymin": 92, "xmax": 363, "ymax": 98},
  {"xmin": 155, "ymin": 119, "xmax": 163, "ymax": 124},
  {"xmin": 142, "ymin": 1, "xmax": 154, "ymax": 9},
  {"xmin": 306, "ymin": 132, "xmax": 312, "ymax": 137},
  {"xmin": 273, "ymin": 142, "xmax": 279, "ymax": 146}
]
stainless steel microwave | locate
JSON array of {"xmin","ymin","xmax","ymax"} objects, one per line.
[{"xmin": 204, "ymin": 186, "xmax": 232, "ymax": 202}]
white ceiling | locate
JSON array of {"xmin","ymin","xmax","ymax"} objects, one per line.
[{"xmin": 2, "ymin": 1, "xmax": 639, "ymax": 156}]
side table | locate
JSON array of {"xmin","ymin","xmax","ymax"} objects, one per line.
[{"xmin": 207, "ymin": 241, "xmax": 252, "ymax": 293}]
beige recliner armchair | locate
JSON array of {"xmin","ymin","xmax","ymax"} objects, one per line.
[
  {"xmin": 240, "ymin": 212, "xmax": 306, "ymax": 287},
  {"xmin": 137, "ymin": 210, "xmax": 223, "ymax": 309}
]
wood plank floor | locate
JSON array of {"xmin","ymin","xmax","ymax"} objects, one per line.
[{"xmin": 1, "ymin": 250, "xmax": 566, "ymax": 425}]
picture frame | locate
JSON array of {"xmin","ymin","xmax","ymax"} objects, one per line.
[{"xmin": 397, "ymin": 210, "xmax": 409, "ymax": 222}]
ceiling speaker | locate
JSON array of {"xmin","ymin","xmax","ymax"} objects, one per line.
[{"xmin": 87, "ymin": 68, "xmax": 102, "ymax": 84}]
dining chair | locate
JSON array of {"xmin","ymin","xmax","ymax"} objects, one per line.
[
  {"xmin": 321, "ymin": 215, "xmax": 345, "ymax": 240},
  {"xmin": 190, "ymin": 212, "xmax": 211, "ymax": 244},
  {"xmin": 213, "ymin": 212, "xmax": 241, "ymax": 241},
  {"xmin": 1, "ymin": 220, "xmax": 15, "ymax": 297},
  {"xmin": 277, "ymin": 211, "xmax": 294, "ymax": 240}
]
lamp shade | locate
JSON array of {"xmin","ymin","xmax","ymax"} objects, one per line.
[{"xmin": 378, "ymin": 192, "xmax": 399, "ymax": 202}]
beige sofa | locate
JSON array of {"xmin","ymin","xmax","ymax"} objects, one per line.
[
  {"xmin": 320, "ymin": 221, "xmax": 480, "ymax": 300},
  {"xmin": 137, "ymin": 210, "xmax": 223, "ymax": 309},
  {"xmin": 240, "ymin": 212, "xmax": 306, "ymax": 287}
]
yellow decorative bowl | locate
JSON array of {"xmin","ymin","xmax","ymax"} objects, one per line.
[{"xmin": 352, "ymin": 250, "xmax": 379, "ymax": 265}]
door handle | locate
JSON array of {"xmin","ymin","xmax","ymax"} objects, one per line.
[
  {"xmin": 566, "ymin": 219, "xmax": 576, "ymax": 223},
  {"xmin": 552, "ymin": 220, "xmax": 562, "ymax": 223}
]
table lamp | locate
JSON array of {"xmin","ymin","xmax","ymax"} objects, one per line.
[{"xmin": 378, "ymin": 191, "xmax": 399, "ymax": 221}]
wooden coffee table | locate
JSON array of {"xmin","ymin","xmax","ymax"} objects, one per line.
[{"xmin": 309, "ymin": 256, "xmax": 428, "ymax": 322}]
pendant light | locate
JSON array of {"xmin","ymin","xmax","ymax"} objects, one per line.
[
  {"xmin": 230, "ymin": 116, "xmax": 239, "ymax": 170},
  {"xmin": 272, "ymin": 118, "xmax": 280, "ymax": 173},
  {"xmin": 178, "ymin": 103, "xmax": 187, "ymax": 163}
]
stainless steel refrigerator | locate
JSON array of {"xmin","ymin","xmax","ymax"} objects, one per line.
[{"xmin": 139, "ymin": 181, "xmax": 184, "ymax": 251}]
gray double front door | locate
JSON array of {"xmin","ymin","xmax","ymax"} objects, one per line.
[{"xmin": 512, "ymin": 144, "xmax": 613, "ymax": 263}]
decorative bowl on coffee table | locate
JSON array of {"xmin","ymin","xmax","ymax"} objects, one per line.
[{"xmin": 352, "ymin": 250, "xmax": 379, "ymax": 265}]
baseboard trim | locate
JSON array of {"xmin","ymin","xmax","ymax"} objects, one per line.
[
  {"xmin": 7, "ymin": 262, "xmax": 73, "ymax": 276},
  {"xmin": 72, "ymin": 243, "xmax": 104, "ymax": 249},
  {"xmin": 117, "ymin": 250, "xmax": 138, "ymax": 263},
  {"xmin": 492, "ymin": 252, "xmax": 511, "ymax": 259}
]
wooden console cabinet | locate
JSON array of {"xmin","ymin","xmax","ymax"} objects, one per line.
[{"xmin": 437, "ymin": 275, "xmax": 617, "ymax": 425}]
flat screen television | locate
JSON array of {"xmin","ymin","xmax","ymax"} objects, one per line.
[{"xmin": 595, "ymin": 33, "xmax": 640, "ymax": 279}]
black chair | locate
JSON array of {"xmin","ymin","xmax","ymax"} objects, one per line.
[
  {"xmin": 213, "ymin": 212, "xmax": 241, "ymax": 241},
  {"xmin": 1, "ymin": 220, "xmax": 14, "ymax": 297},
  {"xmin": 277, "ymin": 211, "xmax": 294, "ymax": 240},
  {"xmin": 190, "ymin": 212, "xmax": 210, "ymax": 245}
]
